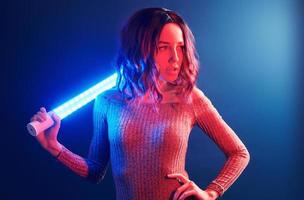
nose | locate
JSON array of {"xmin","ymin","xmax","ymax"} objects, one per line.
[{"xmin": 169, "ymin": 47, "xmax": 179, "ymax": 63}]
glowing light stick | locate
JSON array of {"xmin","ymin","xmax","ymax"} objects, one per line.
[{"xmin": 27, "ymin": 73, "xmax": 117, "ymax": 136}]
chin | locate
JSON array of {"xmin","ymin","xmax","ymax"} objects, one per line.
[
  {"xmin": 164, "ymin": 77, "xmax": 178, "ymax": 83},
  {"xmin": 159, "ymin": 74, "xmax": 179, "ymax": 83}
]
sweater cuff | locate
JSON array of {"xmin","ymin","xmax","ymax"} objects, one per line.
[
  {"xmin": 206, "ymin": 181, "xmax": 225, "ymax": 197},
  {"xmin": 55, "ymin": 145, "xmax": 67, "ymax": 160}
]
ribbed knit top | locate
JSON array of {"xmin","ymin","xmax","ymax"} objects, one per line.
[{"xmin": 57, "ymin": 86, "xmax": 250, "ymax": 200}]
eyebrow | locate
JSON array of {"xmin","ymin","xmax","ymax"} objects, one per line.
[{"xmin": 158, "ymin": 41, "xmax": 184, "ymax": 45}]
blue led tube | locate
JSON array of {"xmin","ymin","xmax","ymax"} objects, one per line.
[{"xmin": 27, "ymin": 73, "xmax": 117, "ymax": 136}]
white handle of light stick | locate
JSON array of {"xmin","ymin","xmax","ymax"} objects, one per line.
[{"xmin": 27, "ymin": 112, "xmax": 55, "ymax": 136}]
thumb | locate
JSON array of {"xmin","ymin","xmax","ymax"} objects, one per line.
[{"xmin": 49, "ymin": 112, "xmax": 61, "ymax": 127}]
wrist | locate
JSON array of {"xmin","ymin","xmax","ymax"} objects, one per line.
[
  {"xmin": 205, "ymin": 189, "xmax": 219, "ymax": 200},
  {"xmin": 46, "ymin": 142, "xmax": 63, "ymax": 157}
]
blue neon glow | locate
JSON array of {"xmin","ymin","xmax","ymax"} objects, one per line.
[{"xmin": 53, "ymin": 73, "xmax": 117, "ymax": 119}]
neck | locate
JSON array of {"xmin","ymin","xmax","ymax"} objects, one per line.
[{"xmin": 139, "ymin": 78, "xmax": 183, "ymax": 104}]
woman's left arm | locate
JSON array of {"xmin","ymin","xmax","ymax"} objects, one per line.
[
  {"xmin": 167, "ymin": 87, "xmax": 250, "ymax": 200},
  {"xmin": 191, "ymin": 87, "xmax": 250, "ymax": 197}
]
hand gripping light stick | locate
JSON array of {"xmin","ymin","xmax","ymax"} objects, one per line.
[{"xmin": 27, "ymin": 73, "xmax": 117, "ymax": 136}]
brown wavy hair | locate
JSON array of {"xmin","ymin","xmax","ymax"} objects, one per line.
[{"xmin": 116, "ymin": 7, "xmax": 199, "ymax": 102}]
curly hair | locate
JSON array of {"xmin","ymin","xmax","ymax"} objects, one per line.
[{"xmin": 115, "ymin": 7, "xmax": 199, "ymax": 102}]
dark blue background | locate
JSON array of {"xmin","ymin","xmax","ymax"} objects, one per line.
[{"xmin": 2, "ymin": 0, "xmax": 303, "ymax": 199}]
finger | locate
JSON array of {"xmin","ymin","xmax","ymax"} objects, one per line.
[
  {"xmin": 178, "ymin": 189, "xmax": 196, "ymax": 200},
  {"xmin": 35, "ymin": 114, "xmax": 45, "ymax": 122},
  {"xmin": 167, "ymin": 173, "xmax": 189, "ymax": 184},
  {"xmin": 40, "ymin": 107, "xmax": 47, "ymax": 113},
  {"xmin": 30, "ymin": 116, "xmax": 37, "ymax": 122},
  {"xmin": 173, "ymin": 182, "xmax": 191, "ymax": 200},
  {"xmin": 32, "ymin": 113, "xmax": 46, "ymax": 122},
  {"xmin": 50, "ymin": 112, "xmax": 61, "ymax": 125},
  {"xmin": 37, "ymin": 111, "xmax": 47, "ymax": 121}
]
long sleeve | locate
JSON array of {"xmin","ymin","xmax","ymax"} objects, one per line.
[
  {"xmin": 56, "ymin": 94, "xmax": 110, "ymax": 183},
  {"xmin": 192, "ymin": 87, "xmax": 250, "ymax": 197}
]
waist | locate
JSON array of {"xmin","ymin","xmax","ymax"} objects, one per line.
[{"xmin": 114, "ymin": 170, "xmax": 189, "ymax": 200}]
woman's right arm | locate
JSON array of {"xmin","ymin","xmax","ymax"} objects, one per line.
[
  {"xmin": 31, "ymin": 107, "xmax": 63, "ymax": 157},
  {"xmin": 31, "ymin": 95, "xmax": 110, "ymax": 183}
]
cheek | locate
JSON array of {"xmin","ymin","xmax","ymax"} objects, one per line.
[
  {"xmin": 155, "ymin": 53, "xmax": 168, "ymax": 63},
  {"xmin": 154, "ymin": 54, "xmax": 168, "ymax": 71},
  {"xmin": 155, "ymin": 62, "xmax": 164, "ymax": 73},
  {"xmin": 178, "ymin": 51, "xmax": 184, "ymax": 63}
]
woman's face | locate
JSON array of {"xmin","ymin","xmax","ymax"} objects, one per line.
[{"xmin": 154, "ymin": 23, "xmax": 184, "ymax": 83}]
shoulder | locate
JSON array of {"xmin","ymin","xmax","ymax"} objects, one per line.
[
  {"xmin": 190, "ymin": 87, "xmax": 219, "ymax": 119},
  {"xmin": 190, "ymin": 86, "xmax": 215, "ymax": 110},
  {"xmin": 94, "ymin": 87, "xmax": 124, "ymax": 115},
  {"xmin": 96, "ymin": 87, "xmax": 124, "ymax": 104},
  {"xmin": 191, "ymin": 86, "xmax": 208, "ymax": 102}
]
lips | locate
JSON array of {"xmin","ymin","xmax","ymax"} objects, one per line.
[
  {"xmin": 167, "ymin": 64, "xmax": 179, "ymax": 71},
  {"xmin": 166, "ymin": 67, "xmax": 179, "ymax": 74}
]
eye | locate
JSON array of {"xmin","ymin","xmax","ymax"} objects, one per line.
[
  {"xmin": 177, "ymin": 45, "xmax": 184, "ymax": 51},
  {"xmin": 158, "ymin": 46, "xmax": 168, "ymax": 51}
]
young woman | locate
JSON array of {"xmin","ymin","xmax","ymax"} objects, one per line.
[{"xmin": 31, "ymin": 7, "xmax": 250, "ymax": 200}]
